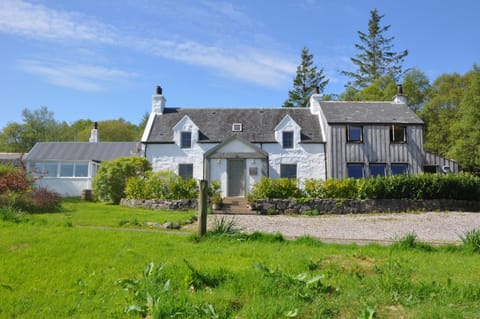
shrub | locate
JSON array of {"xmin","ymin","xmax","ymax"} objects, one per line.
[
  {"xmin": 29, "ymin": 187, "xmax": 61, "ymax": 213},
  {"xmin": 0, "ymin": 163, "xmax": 34, "ymax": 194},
  {"xmin": 93, "ymin": 156, "xmax": 151, "ymax": 204},
  {"xmin": 460, "ymin": 229, "xmax": 480, "ymax": 253},
  {"xmin": 248, "ymin": 177, "xmax": 302, "ymax": 200}
]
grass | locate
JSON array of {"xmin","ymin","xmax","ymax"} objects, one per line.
[{"xmin": 1, "ymin": 199, "xmax": 480, "ymax": 318}]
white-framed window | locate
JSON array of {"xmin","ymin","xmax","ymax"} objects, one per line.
[
  {"xmin": 178, "ymin": 164, "xmax": 193, "ymax": 179},
  {"xmin": 60, "ymin": 162, "xmax": 74, "ymax": 177},
  {"xmin": 369, "ymin": 163, "xmax": 386, "ymax": 177},
  {"xmin": 180, "ymin": 131, "xmax": 192, "ymax": 148},
  {"xmin": 347, "ymin": 125, "xmax": 363, "ymax": 143},
  {"xmin": 347, "ymin": 163, "xmax": 364, "ymax": 179},
  {"xmin": 390, "ymin": 125, "xmax": 407, "ymax": 143},
  {"xmin": 75, "ymin": 163, "xmax": 89, "ymax": 177},
  {"xmin": 33, "ymin": 162, "xmax": 57, "ymax": 177},
  {"xmin": 232, "ymin": 123, "xmax": 243, "ymax": 132},
  {"xmin": 280, "ymin": 164, "xmax": 297, "ymax": 179},
  {"xmin": 282, "ymin": 131, "xmax": 294, "ymax": 149}
]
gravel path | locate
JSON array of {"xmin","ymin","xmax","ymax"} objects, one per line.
[{"xmin": 211, "ymin": 212, "xmax": 480, "ymax": 245}]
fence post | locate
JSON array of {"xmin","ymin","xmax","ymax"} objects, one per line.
[{"xmin": 198, "ymin": 179, "xmax": 208, "ymax": 237}]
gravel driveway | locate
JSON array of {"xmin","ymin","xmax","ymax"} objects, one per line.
[{"xmin": 211, "ymin": 212, "xmax": 480, "ymax": 245}]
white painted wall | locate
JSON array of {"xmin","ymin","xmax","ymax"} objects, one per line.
[{"xmin": 36, "ymin": 178, "xmax": 91, "ymax": 197}]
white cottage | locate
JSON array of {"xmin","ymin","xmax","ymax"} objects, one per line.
[
  {"xmin": 24, "ymin": 124, "xmax": 140, "ymax": 196},
  {"xmin": 141, "ymin": 87, "xmax": 326, "ymax": 198}
]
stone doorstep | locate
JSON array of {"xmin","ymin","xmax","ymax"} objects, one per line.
[{"xmin": 213, "ymin": 197, "xmax": 256, "ymax": 215}]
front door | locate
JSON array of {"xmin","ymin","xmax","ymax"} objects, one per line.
[{"xmin": 227, "ymin": 159, "xmax": 246, "ymax": 197}]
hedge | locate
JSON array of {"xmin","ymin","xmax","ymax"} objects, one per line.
[{"xmin": 248, "ymin": 173, "xmax": 480, "ymax": 201}]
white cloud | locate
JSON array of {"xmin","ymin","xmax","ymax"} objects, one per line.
[
  {"xmin": 18, "ymin": 59, "xmax": 136, "ymax": 91},
  {"xmin": 0, "ymin": 0, "xmax": 296, "ymax": 89}
]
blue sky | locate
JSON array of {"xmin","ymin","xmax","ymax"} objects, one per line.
[{"xmin": 0, "ymin": 0, "xmax": 479, "ymax": 130}]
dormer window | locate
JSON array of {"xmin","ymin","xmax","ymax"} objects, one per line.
[
  {"xmin": 282, "ymin": 131, "xmax": 294, "ymax": 149},
  {"xmin": 232, "ymin": 123, "xmax": 243, "ymax": 132},
  {"xmin": 347, "ymin": 125, "xmax": 363, "ymax": 143},
  {"xmin": 180, "ymin": 131, "xmax": 192, "ymax": 148},
  {"xmin": 390, "ymin": 125, "xmax": 407, "ymax": 143}
]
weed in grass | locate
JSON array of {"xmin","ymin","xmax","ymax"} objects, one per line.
[
  {"xmin": 184, "ymin": 259, "xmax": 231, "ymax": 290},
  {"xmin": 303, "ymin": 208, "xmax": 320, "ymax": 216},
  {"xmin": 358, "ymin": 305, "xmax": 376, "ymax": 319},
  {"xmin": 0, "ymin": 207, "xmax": 25, "ymax": 223},
  {"xmin": 247, "ymin": 231, "xmax": 285, "ymax": 243},
  {"xmin": 460, "ymin": 228, "xmax": 480, "ymax": 253},
  {"xmin": 294, "ymin": 235, "xmax": 323, "ymax": 247},
  {"xmin": 393, "ymin": 231, "xmax": 435, "ymax": 252},
  {"xmin": 209, "ymin": 216, "xmax": 240, "ymax": 236}
]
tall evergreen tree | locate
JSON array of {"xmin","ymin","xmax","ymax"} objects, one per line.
[
  {"xmin": 342, "ymin": 9, "xmax": 408, "ymax": 88},
  {"xmin": 283, "ymin": 47, "xmax": 328, "ymax": 108}
]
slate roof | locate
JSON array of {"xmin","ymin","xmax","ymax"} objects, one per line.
[
  {"xmin": 146, "ymin": 108, "xmax": 324, "ymax": 143},
  {"xmin": 318, "ymin": 101, "xmax": 424, "ymax": 124},
  {"xmin": 24, "ymin": 142, "xmax": 139, "ymax": 162}
]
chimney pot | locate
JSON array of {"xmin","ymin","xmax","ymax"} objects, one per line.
[
  {"xmin": 94, "ymin": 121, "xmax": 98, "ymax": 130},
  {"xmin": 315, "ymin": 86, "xmax": 320, "ymax": 94},
  {"xmin": 156, "ymin": 86, "xmax": 162, "ymax": 95},
  {"xmin": 397, "ymin": 84, "xmax": 403, "ymax": 95}
]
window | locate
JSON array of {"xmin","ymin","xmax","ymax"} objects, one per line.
[
  {"xmin": 178, "ymin": 164, "xmax": 193, "ymax": 179},
  {"xmin": 390, "ymin": 125, "xmax": 407, "ymax": 143},
  {"xmin": 280, "ymin": 164, "xmax": 297, "ymax": 179},
  {"xmin": 347, "ymin": 163, "xmax": 364, "ymax": 179},
  {"xmin": 391, "ymin": 163, "xmax": 408, "ymax": 175},
  {"xmin": 33, "ymin": 162, "xmax": 57, "ymax": 177},
  {"xmin": 180, "ymin": 131, "xmax": 192, "ymax": 148},
  {"xmin": 369, "ymin": 163, "xmax": 386, "ymax": 177},
  {"xmin": 60, "ymin": 163, "xmax": 74, "ymax": 177},
  {"xmin": 75, "ymin": 163, "xmax": 89, "ymax": 177},
  {"xmin": 232, "ymin": 123, "xmax": 243, "ymax": 132},
  {"xmin": 347, "ymin": 125, "xmax": 363, "ymax": 143},
  {"xmin": 282, "ymin": 131, "xmax": 294, "ymax": 149}
]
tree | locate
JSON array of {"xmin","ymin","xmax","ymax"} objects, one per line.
[
  {"xmin": 341, "ymin": 9, "xmax": 408, "ymax": 88},
  {"xmin": 92, "ymin": 156, "xmax": 151, "ymax": 204},
  {"xmin": 450, "ymin": 65, "xmax": 480, "ymax": 172},
  {"xmin": 283, "ymin": 47, "xmax": 328, "ymax": 108}
]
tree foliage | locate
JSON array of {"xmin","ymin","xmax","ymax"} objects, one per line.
[
  {"xmin": 283, "ymin": 47, "xmax": 328, "ymax": 108},
  {"xmin": 92, "ymin": 156, "xmax": 151, "ymax": 204},
  {"xmin": 341, "ymin": 9, "xmax": 408, "ymax": 88}
]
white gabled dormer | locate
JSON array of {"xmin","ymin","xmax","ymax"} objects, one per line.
[
  {"xmin": 274, "ymin": 114, "xmax": 301, "ymax": 149},
  {"xmin": 172, "ymin": 115, "xmax": 199, "ymax": 148}
]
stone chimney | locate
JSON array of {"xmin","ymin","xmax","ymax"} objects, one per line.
[
  {"xmin": 393, "ymin": 84, "xmax": 407, "ymax": 104},
  {"xmin": 309, "ymin": 86, "xmax": 323, "ymax": 114},
  {"xmin": 89, "ymin": 121, "xmax": 99, "ymax": 143},
  {"xmin": 152, "ymin": 85, "xmax": 166, "ymax": 114}
]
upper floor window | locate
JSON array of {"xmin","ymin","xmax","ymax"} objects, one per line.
[
  {"xmin": 391, "ymin": 163, "xmax": 408, "ymax": 175},
  {"xmin": 390, "ymin": 125, "xmax": 407, "ymax": 143},
  {"xmin": 280, "ymin": 164, "xmax": 297, "ymax": 179},
  {"xmin": 282, "ymin": 131, "xmax": 294, "ymax": 149},
  {"xmin": 178, "ymin": 164, "xmax": 193, "ymax": 179},
  {"xmin": 180, "ymin": 131, "xmax": 192, "ymax": 148},
  {"xmin": 347, "ymin": 125, "xmax": 363, "ymax": 143},
  {"xmin": 369, "ymin": 163, "xmax": 386, "ymax": 177},
  {"xmin": 347, "ymin": 163, "xmax": 364, "ymax": 179}
]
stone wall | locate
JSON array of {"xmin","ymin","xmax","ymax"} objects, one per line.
[
  {"xmin": 120, "ymin": 198, "xmax": 197, "ymax": 210},
  {"xmin": 250, "ymin": 199, "xmax": 480, "ymax": 215}
]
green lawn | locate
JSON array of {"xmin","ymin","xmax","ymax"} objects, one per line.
[{"xmin": 1, "ymin": 200, "xmax": 479, "ymax": 318}]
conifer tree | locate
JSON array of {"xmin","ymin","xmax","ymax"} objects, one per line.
[
  {"xmin": 342, "ymin": 9, "xmax": 408, "ymax": 88},
  {"xmin": 283, "ymin": 47, "xmax": 328, "ymax": 108}
]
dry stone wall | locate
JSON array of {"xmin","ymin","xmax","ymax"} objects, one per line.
[
  {"xmin": 250, "ymin": 199, "xmax": 480, "ymax": 215},
  {"xmin": 120, "ymin": 198, "xmax": 197, "ymax": 210}
]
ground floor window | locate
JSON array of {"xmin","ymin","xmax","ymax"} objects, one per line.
[
  {"xmin": 178, "ymin": 164, "xmax": 193, "ymax": 179},
  {"xmin": 391, "ymin": 163, "xmax": 409, "ymax": 175},
  {"xmin": 280, "ymin": 164, "xmax": 297, "ymax": 179},
  {"xmin": 32, "ymin": 161, "xmax": 90, "ymax": 178},
  {"xmin": 369, "ymin": 163, "xmax": 386, "ymax": 177},
  {"xmin": 347, "ymin": 163, "xmax": 364, "ymax": 179}
]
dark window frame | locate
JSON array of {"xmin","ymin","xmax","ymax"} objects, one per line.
[
  {"xmin": 347, "ymin": 163, "xmax": 364, "ymax": 179},
  {"xmin": 369, "ymin": 163, "xmax": 386, "ymax": 177},
  {"xmin": 180, "ymin": 131, "xmax": 192, "ymax": 148},
  {"xmin": 282, "ymin": 131, "xmax": 294, "ymax": 149},
  {"xmin": 178, "ymin": 163, "xmax": 193, "ymax": 179},
  {"xmin": 280, "ymin": 164, "xmax": 297, "ymax": 179},
  {"xmin": 347, "ymin": 125, "xmax": 363, "ymax": 143},
  {"xmin": 391, "ymin": 163, "xmax": 409, "ymax": 175},
  {"xmin": 390, "ymin": 125, "xmax": 407, "ymax": 143}
]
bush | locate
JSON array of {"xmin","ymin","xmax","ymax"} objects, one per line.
[
  {"xmin": 0, "ymin": 163, "xmax": 34, "ymax": 194},
  {"xmin": 125, "ymin": 170, "xmax": 198, "ymax": 200},
  {"xmin": 248, "ymin": 177, "xmax": 302, "ymax": 200},
  {"xmin": 93, "ymin": 157, "xmax": 151, "ymax": 204}
]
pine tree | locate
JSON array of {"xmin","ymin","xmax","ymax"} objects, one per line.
[
  {"xmin": 283, "ymin": 47, "xmax": 328, "ymax": 108},
  {"xmin": 342, "ymin": 9, "xmax": 408, "ymax": 88}
]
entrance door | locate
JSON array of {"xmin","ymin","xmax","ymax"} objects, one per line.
[{"xmin": 227, "ymin": 159, "xmax": 246, "ymax": 197}]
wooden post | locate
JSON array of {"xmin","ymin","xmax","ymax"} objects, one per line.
[{"xmin": 198, "ymin": 179, "xmax": 208, "ymax": 237}]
